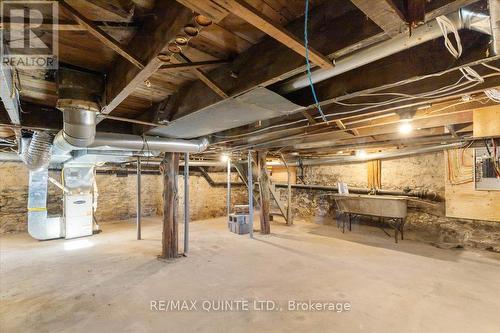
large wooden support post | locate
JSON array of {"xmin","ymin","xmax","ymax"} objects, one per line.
[
  {"xmin": 160, "ymin": 152, "xmax": 180, "ymax": 259},
  {"xmin": 258, "ymin": 151, "xmax": 271, "ymax": 234}
]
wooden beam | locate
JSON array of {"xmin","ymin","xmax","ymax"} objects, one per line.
[
  {"xmin": 425, "ymin": 0, "xmax": 481, "ymax": 22},
  {"xmin": 153, "ymin": 1, "xmax": 380, "ymax": 126},
  {"xmin": 148, "ymin": 0, "xmax": 468, "ymax": 132},
  {"xmin": 301, "ymin": 110, "xmax": 317, "ymax": 125},
  {"xmin": 83, "ymin": 0, "xmax": 134, "ymax": 21},
  {"xmin": 289, "ymin": 32, "xmax": 493, "ymax": 109},
  {"xmin": 250, "ymin": 110, "xmax": 475, "ymax": 151},
  {"xmin": 175, "ymin": 54, "xmax": 228, "ymax": 98},
  {"xmin": 160, "ymin": 152, "xmax": 180, "ymax": 259},
  {"xmin": 0, "ymin": 45, "xmax": 20, "ymax": 125},
  {"xmin": 0, "ymin": 19, "xmax": 138, "ymax": 32},
  {"xmin": 227, "ymin": 78, "xmax": 500, "ymax": 151},
  {"xmin": 158, "ymin": 59, "xmax": 230, "ymax": 71},
  {"xmin": 350, "ymin": 0, "xmax": 407, "ymax": 36},
  {"xmin": 335, "ymin": 119, "xmax": 360, "ymax": 136},
  {"xmin": 59, "ymin": 1, "xmax": 144, "ymax": 69},
  {"xmin": 103, "ymin": 0, "xmax": 194, "ymax": 115},
  {"xmin": 174, "ymin": 0, "xmax": 229, "ymax": 23},
  {"xmin": 212, "ymin": 0, "xmax": 334, "ymax": 69},
  {"xmin": 405, "ymin": 0, "xmax": 426, "ymax": 27},
  {"xmin": 257, "ymin": 151, "xmax": 271, "ymax": 235}
]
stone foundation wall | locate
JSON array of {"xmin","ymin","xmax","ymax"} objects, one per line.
[
  {"xmin": 0, "ymin": 162, "xmax": 245, "ymax": 234},
  {"xmin": 276, "ymin": 152, "xmax": 500, "ymax": 252}
]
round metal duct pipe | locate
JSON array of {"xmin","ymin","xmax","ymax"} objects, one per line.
[
  {"xmin": 21, "ymin": 131, "xmax": 53, "ymax": 171},
  {"xmin": 59, "ymin": 109, "xmax": 96, "ymax": 147},
  {"xmin": 90, "ymin": 133, "xmax": 209, "ymax": 153},
  {"xmin": 53, "ymin": 67, "xmax": 103, "ymax": 154},
  {"xmin": 52, "ymin": 68, "xmax": 209, "ymax": 155},
  {"xmin": 278, "ymin": 9, "xmax": 492, "ymax": 94}
]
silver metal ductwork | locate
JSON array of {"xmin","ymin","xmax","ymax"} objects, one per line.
[
  {"xmin": 53, "ymin": 116, "xmax": 209, "ymax": 154},
  {"xmin": 21, "ymin": 131, "xmax": 53, "ymax": 171},
  {"xmin": 57, "ymin": 109, "xmax": 97, "ymax": 148},
  {"xmin": 27, "ymin": 168, "xmax": 63, "ymax": 240},
  {"xmin": 285, "ymin": 143, "xmax": 464, "ymax": 166},
  {"xmin": 53, "ymin": 67, "xmax": 102, "ymax": 154},
  {"xmin": 52, "ymin": 67, "xmax": 209, "ymax": 154},
  {"xmin": 278, "ymin": 9, "xmax": 494, "ymax": 94},
  {"xmin": 490, "ymin": 0, "xmax": 500, "ymax": 54},
  {"xmin": 90, "ymin": 133, "xmax": 209, "ymax": 153}
]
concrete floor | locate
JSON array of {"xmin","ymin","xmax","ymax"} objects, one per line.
[{"xmin": 1, "ymin": 216, "xmax": 500, "ymax": 333}]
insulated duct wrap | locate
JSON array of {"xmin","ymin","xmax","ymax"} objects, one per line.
[{"xmin": 22, "ymin": 131, "xmax": 53, "ymax": 171}]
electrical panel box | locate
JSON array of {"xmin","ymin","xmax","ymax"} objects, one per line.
[{"xmin": 474, "ymin": 147, "xmax": 500, "ymax": 191}]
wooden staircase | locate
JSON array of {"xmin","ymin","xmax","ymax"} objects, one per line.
[{"xmin": 234, "ymin": 161, "xmax": 292, "ymax": 225}]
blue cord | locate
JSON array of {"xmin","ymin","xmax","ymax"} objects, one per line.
[{"xmin": 304, "ymin": 0, "xmax": 328, "ymax": 123}]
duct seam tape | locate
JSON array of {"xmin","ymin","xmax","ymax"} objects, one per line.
[{"xmin": 28, "ymin": 207, "xmax": 47, "ymax": 211}]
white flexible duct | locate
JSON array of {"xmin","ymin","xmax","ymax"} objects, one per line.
[{"xmin": 278, "ymin": 9, "xmax": 492, "ymax": 94}]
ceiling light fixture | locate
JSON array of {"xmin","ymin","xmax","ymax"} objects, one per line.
[{"xmin": 399, "ymin": 121, "xmax": 413, "ymax": 134}]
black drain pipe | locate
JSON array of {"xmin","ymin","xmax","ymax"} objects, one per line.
[{"xmin": 274, "ymin": 183, "xmax": 442, "ymax": 202}]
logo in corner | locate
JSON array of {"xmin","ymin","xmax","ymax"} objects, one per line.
[{"xmin": 1, "ymin": 1, "xmax": 58, "ymax": 69}]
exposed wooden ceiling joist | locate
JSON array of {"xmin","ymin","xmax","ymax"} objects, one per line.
[
  {"xmin": 242, "ymin": 109, "xmax": 475, "ymax": 151},
  {"xmin": 102, "ymin": 0, "xmax": 194, "ymax": 115},
  {"xmin": 59, "ymin": 1, "xmax": 144, "ymax": 69},
  {"xmin": 0, "ymin": 48, "xmax": 20, "ymax": 125},
  {"xmin": 211, "ymin": 0, "xmax": 334, "ymax": 69},
  {"xmin": 152, "ymin": 1, "xmax": 381, "ymax": 124},
  {"xmin": 424, "ymin": 0, "xmax": 481, "ymax": 21},
  {"xmin": 350, "ymin": 0, "xmax": 407, "ymax": 37},
  {"xmin": 405, "ymin": 0, "xmax": 426, "ymax": 26},
  {"xmin": 175, "ymin": 0, "xmax": 230, "ymax": 23},
  {"xmin": 175, "ymin": 53, "xmax": 228, "ymax": 98},
  {"xmin": 158, "ymin": 59, "xmax": 230, "ymax": 71},
  {"xmin": 0, "ymin": 20, "xmax": 138, "ymax": 32},
  {"xmin": 287, "ymin": 32, "xmax": 493, "ymax": 109},
  {"xmin": 66, "ymin": 0, "xmax": 134, "ymax": 22}
]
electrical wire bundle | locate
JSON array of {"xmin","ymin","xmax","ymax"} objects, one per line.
[
  {"xmin": 484, "ymin": 139, "xmax": 500, "ymax": 177},
  {"xmin": 436, "ymin": 15, "xmax": 463, "ymax": 59},
  {"xmin": 484, "ymin": 88, "xmax": 500, "ymax": 102},
  {"xmin": 447, "ymin": 145, "xmax": 473, "ymax": 185}
]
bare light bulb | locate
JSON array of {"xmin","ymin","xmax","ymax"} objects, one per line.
[{"xmin": 399, "ymin": 121, "xmax": 413, "ymax": 134}]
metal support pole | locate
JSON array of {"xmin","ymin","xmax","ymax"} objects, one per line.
[
  {"xmin": 136, "ymin": 156, "xmax": 141, "ymax": 240},
  {"xmin": 227, "ymin": 157, "xmax": 231, "ymax": 217},
  {"xmin": 287, "ymin": 170, "xmax": 292, "ymax": 224},
  {"xmin": 280, "ymin": 153, "xmax": 293, "ymax": 225},
  {"xmin": 184, "ymin": 153, "xmax": 190, "ymax": 254},
  {"xmin": 248, "ymin": 150, "xmax": 254, "ymax": 238}
]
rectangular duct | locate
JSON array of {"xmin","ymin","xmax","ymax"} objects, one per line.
[
  {"xmin": 27, "ymin": 169, "xmax": 64, "ymax": 240},
  {"xmin": 148, "ymin": 87, "xmax": 302, "ymax": 139}
]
